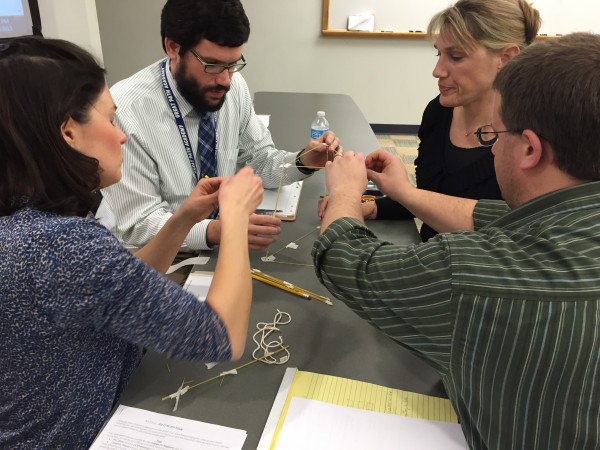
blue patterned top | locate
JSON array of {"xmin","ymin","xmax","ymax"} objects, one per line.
[{"xmin": 0, "ymin": 207, "xmax": 231, "ymax": 448}]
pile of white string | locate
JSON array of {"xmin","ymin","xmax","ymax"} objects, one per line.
[{"xmin": 252, "ymin": 309, "xmax": 291, "ymax": 364}]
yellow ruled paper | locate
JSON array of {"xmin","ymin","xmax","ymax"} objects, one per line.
[{"xmin": 269, "ymin": 370, "xmax": 458, "ymax": 450}]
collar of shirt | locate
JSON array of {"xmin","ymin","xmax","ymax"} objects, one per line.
[
  {"xmin": 488, "ymin": 181, "xmax": 600, "ymax": 231},
  {"xmin": 163, "ymin": 58, "xmax": 196, "ymax": 119}
]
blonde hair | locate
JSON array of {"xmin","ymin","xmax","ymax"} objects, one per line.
[{"xmin": 427, "ymin": 0, "xmax": 541, "ymax": 53}]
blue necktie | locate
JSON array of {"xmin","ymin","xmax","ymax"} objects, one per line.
[
  {"xmin": 198, "ymin": 113, "xmax": 217, "ymax": 179},
  {"xmin": 198, "ymin": 113, "xmax": 218, "ymax": 218}
]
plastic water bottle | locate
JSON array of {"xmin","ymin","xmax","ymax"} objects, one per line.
[{"xmin": 310, "ymin": 111, "xmax": 329, "ymax": 140}]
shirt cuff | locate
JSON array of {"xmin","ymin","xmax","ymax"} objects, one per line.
[{"xmin": 183, "ymin": 219, "xmax": 213, "ymax": 251}]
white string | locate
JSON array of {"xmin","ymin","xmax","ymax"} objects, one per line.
[
  {"xmin": 170, "ymin": 379, "xmax": 191, "ymax": 412},
  {"xmin": 252, "ymin": 309, "xmax": 291, "ymax": 364}
]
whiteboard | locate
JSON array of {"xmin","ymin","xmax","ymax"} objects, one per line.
[{"xmin": 327, "ymin": 0, "xmax": 600, "ymax": 36}]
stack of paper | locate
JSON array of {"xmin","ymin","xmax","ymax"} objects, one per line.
[
  {"xmin": 258, "ymin": 368, "xmax": 467, "ymax": 450},
  {"xmin": 183, "ymin": 270, "xmax": 213, "ymax": 301}
]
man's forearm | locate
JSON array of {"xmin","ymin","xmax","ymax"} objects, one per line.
[{"xmin": 392, "ymin": 187, "xmax": 476, "ymax": 233}]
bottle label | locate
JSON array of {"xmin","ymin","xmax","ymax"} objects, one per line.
[{"xmin": 311, "ymin": 128, "xmax": 327, "ymax": 140}]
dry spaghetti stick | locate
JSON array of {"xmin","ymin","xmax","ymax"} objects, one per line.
[
  {"xmin": 272, "ymin": 169, "xmax": 285, "ymax": 218},
  {"xmin": 265, "ymin": 227, "xmax": 320, "ymax": 258},
  {"xmin": 161, "ymin": 345, "xmax": 290, "ymax": 401}
]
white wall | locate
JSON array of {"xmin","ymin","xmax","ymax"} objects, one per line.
[
  {"xmin": 38, "ymin": 0, "xmax": 103, "ymax": 61},
  {"xmin": 242, "ymin": 1, "xmax": 438, "ymax": 126},
  {"xmin": 95, "ymin": 0, "xmax": 437, "ymax": 126},
  {"xmin": 45, "ymin": 0, "xmax": 600, "ymax": 126},
  {"xmin": 327, "ymin": 0, "xmax": 600, "ymax": 36}
]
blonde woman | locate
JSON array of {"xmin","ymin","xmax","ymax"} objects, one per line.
[{"xmin": 319, "ymin": 0, "xmax": 541, "ymax": 241}]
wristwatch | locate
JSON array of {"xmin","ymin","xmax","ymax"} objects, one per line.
[{"xmin": 295, "ymin": 149, "xmax": 318, "ymax": 175}]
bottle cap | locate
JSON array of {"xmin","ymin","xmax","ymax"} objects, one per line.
[{"xmin": 317, "ymin": 111, "xmax": 325, "ymax": 116}]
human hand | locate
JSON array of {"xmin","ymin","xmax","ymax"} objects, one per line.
[
  {"xmin": 325, "ymin": 151, "xmax": 368, "ymax": 200},
  {"xmin": 246, "ymin": 213, "xmax": 282, "ymax": 251},
  {"xmin": 317, "ymin": 195, "xmax": 377, "ymax": 221},
  {"xmin": 317, "ymin": 195, "xmax": 328, "ymax": 220},
  {"xmin": 178, "ymin": 176, "xmax": 222, "ymax": 224},
  {"xmin": 218, "ymin": 167, "xmax": 264, "ymax": 218},
  {"xmin": 298, "ymin": 130, "xmax": 342, "ymax": 169},
  {"xmin": 212, "ymin": 167, "xmax": 280, "ymax": 250},
  {"xmin": 318, "ymin": 151, "xmax": 369, "ymax": 231},
  {"xmin": 365, "ymin": 150, "xmax": 412, "ymax": 201}
]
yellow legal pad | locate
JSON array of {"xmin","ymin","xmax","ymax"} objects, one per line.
[{"xmin": 267, "ymin": 369, "xmax": 458, "ymax": 449}]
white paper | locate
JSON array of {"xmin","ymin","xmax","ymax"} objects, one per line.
[
  {"xmin": 347, "ymin": 14, "xmax": 375, "ymax": 32},
  {"xmin": 183, "ymin": 271, "xmax": 213, "ymax": 301},
  {"xmin": 89, "ymin": 405, "xmax": 247, "ymax": 450},
  {"xmin": 275, "ymin": 397, "xmax": 468, "ymax": 450},
  {"xmin": 257, "ymin": 181, "xmax": 303, "ymax": 219},
  {"xmin": 256, "ymin": 367, "xmax": 297, "ymax": 450}
]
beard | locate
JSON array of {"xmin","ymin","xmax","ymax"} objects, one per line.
[{"xmin": 173, "ymin": 59, "xmax": 229, "ymax": 113}]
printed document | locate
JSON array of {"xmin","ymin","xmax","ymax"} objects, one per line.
[{"xmin": 89, "ymin": 405, "xmax": 247, "ymax": 450}]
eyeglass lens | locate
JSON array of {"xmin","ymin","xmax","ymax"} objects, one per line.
[
  {"xmin": 191, "ymin": 50, "xmax": 245, "ymax": 74},
  {"xmin": 475, "ymin": 125, "xmax": 498, "ymax": 147},
  {"xmin": 205, "ymin": 63, "xmax": 244, "ymax": 74}
]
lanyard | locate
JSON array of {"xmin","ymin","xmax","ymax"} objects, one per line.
[{"xmin": 161, "ymin": 59, "xmax": 210, "ymax": 182}]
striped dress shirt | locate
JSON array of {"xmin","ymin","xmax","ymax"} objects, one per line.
[
  {"xmin": 97, "ymin": 59, "xmax": 307, "ymax": 250},
  {"xmin": 312, "ymin": 182, "xmax": 600, "ymax": 450}
]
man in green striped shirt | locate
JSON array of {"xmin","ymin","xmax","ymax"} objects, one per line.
[{"xmin": 313, "ymin": 33, "xmax": 600, "ymax": 450}]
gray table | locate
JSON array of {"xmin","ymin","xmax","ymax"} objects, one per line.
[
  {"xmin": 114, "ymin": 92, "xmax": 444, "ymax": 450},
  {"xmin": 254, "ymin": 91, "xmax": 381, "ymax": 155}
]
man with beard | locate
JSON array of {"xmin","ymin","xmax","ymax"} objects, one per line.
[{"xmin": 97, "ymin": 0, "xmax": 339, "ymax": 252}]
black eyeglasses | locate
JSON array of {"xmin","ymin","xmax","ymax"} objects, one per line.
[
  {"xmin": 189, "ymin": 49, "xmax": 246, "ymax": 74},
  {"xmin": 474, "ymin": 124, "xmax": 523, "ymax": 147}
]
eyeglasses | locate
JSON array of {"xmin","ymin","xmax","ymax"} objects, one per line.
[
  {"xmin": 474, "ymin": 124, "xmax": 523, "ymax": 147},
  {"xmin": 189, "ymin": 49, "xmax": 246, "ymax": 74}
]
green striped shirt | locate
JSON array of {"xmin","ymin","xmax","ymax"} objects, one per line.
[{"xmin": 312, "ymin": 182, "xmax": 600, "ymax": 450}]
